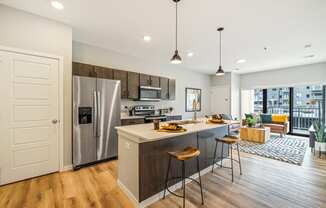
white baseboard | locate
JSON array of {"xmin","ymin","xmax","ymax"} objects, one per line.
[
  {"xmin": 118, "ymin": 165, "xmax": 213, "ymax": 208},
  {"xmin": 60, "ymin": 164, "xmax": 73, "ymax": 172},
  {"xmin": 117, "ymin": 180, "xmax": 139, "ymax": 207}
]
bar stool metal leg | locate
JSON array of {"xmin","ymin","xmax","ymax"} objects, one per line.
[
  {"xmin": 237, "ymin": 143, "xmax": 242, "ymax": 175},
  {"xmin": 220, "ymin": 142, "xmax": 224, "ymax": 168},
  {"xmin": 212, "ymin": 140, "xmax": 218, "ymax": 173},
  {"xmin": 163, "ymin": 155, "xmax": 172, "ymax": 199},
  {"xmin": 230, "ymin": 144, "xmax": 234, "ymax": 182},
  {"xmin": 196, "ymin": 156, "xmax": 204, "ymax": 205},
  {"xmin": 182, "ymin": 161, "xmax": 186, "ymax": 208}
]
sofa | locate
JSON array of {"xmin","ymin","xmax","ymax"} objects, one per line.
[{"xmin": 243, "ymin": 114, "xmax": 289, "ymax": 137}]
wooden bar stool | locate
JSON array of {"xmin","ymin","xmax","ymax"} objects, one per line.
[
  {"xmin": 163, "ymin": 146, "xmax": 204, "ymax": 208},
  {"xmin": 212, "ymin": 135, "xmax": 242, "ymax": 182}
]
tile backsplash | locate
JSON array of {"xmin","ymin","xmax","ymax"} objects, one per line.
[{"xmin": 121, "ymin": 99, "xmax": 177, "ymax": 114}]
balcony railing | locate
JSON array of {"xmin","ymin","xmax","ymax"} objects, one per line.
[{"xmin": 253, "ymin": 106, "xmax": 322, "ymax": 132}]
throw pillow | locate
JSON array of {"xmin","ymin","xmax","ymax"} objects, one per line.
[
  {"xmin": 260, "ymin": 114, "xmax": 272, "ymax": 123},
  {"xmin": 272, "ymin": 114, "xmax": 288, "ymax": 123}
]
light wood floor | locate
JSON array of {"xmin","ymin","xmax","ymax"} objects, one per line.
[{"xmin": 1, "ymin": 150, "xmax": 326, "ymax": 208}]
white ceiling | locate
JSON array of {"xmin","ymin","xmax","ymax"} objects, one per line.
[{"xmin": 1, "ymin": 0, "xmax": 326, "ymax": 74}]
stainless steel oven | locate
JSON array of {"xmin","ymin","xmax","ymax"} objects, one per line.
[{"xmin": 139, "ymin": 86, "xmax": 161, "ymax": 101}]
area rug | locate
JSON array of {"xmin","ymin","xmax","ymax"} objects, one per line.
[{"xmin": 234, "ymin": 135, "xmax": 308, "ymax": 165}]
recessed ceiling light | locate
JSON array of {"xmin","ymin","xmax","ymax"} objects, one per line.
[
  {"xmin": 304, "ymin": 44, "xmax": 312, "ymax": 48},
  {"xmin": 236, "ymin": 59, "xmax": 246, "ymax": 64},
  {"xmin": 187, "ymin": 52, "xmax": 194, "ymax": 57},
  {"xmin": 304, "ymin": 54, "xmax": 315, "ymax": 58},
  {"xmin": 143, "ymin": 36, "xmax": 151, "ymax": 42},
  {"xmin": 51, "ymin": 1, "xmax": 64, "ymax": 10}
]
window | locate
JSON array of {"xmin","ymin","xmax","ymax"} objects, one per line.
[
  {"xmin": 254, "ymin": 89, "xmax": 263, "ymax": 113},
  {"xmin": 267, "ymin": 87, "xmax": 290, "ymax": 115}
]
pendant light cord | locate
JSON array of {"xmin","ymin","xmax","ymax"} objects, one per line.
[
  {"xmin": 219, "ymin": 30, "xmax": 222, "ymax": 67},
  {"xmin": 175, "ymin": 1, "xmax": 178, "ymax": 51}
]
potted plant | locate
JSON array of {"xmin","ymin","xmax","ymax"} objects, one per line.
[
  {"xmin": 246, "ymin": 115, "xmax": 257, "ymax": 128},
  {"xmin": 308, "ymin": 98, "xmax": 326, "ymax": 156},
  {"xmin": 313, "ymin": 121, "xmax": 326, "ymax": 154}
]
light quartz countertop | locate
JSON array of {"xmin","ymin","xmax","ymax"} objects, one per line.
[
  {"xmin": 115, "ymin": 119, "xmax": 228, "ymax": 143},
  {"xmin": 120, "ymin": 115, "xmax": 145, "ymax": 120}
]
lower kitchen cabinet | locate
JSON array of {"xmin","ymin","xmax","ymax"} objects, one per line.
[
  {"xmin": 166, "ymin": 115, "xmax": 182, "ymax": 121},
  {"xmin": 121, "ymin": 118, "xmax": 145, "ymax": 126}
]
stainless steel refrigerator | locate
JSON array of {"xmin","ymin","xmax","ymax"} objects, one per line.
[{"xmin": 73, "ymin": 76, "xmax": 121, "ymax": 168}]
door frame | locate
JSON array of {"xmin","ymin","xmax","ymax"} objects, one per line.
[{"xmin": 0, "ymin": 45, "xmax": 65, "ymax": 172}]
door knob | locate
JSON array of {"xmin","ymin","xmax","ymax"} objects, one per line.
[{"xmin": 52, "ymin": 119, "xmax": 58, "ymax": 124}]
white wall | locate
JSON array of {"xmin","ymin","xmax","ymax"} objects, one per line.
[
  {"xmin": 0, "ymin": 5, "xmax": 73, "ymax": 166},
  {"xmin": 210, "ymin": 72, "xmax": 241, "ymax": 119},
  {"xmin": 72, "ymin": 41, "xmax": 212, "ymax": 119},
  {"xmin": 241, "ymin": 90, "xmax": 254, "ymax": 119},
  {"xmin": 231, "ymin": 73, "xmax": 240, "ymax": 119},
  {"xmin": 241, "ymin": 62, "xmax": 326, "ymax": 90}
]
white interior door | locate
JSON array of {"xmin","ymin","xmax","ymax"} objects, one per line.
[
  {"xmin": 0, "ymin": 50, "xmax": 59, "ymax": 185},
  {"xmin": 210, "ymin": 86, "xmax": 230, "ymax": 115}
]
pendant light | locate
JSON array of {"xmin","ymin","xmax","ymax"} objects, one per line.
[
  {"xmin": 216, "ymin": 27, "xmax": 225, "ymax": 76},
  {"xmin": 171, "ymin": 0, "xmax": 182, "ymax": 64}
]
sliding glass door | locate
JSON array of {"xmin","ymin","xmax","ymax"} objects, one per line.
[
  {"xmin": 292, "ymin": 85, "xmax": 325, "ymax": 135},
  {"xmin": 252, "ymin": 85, "xmax": 325, "ymax": 136}
]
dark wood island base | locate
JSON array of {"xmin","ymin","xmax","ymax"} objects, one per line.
[{"xmin": 116, "ymin": 122, "xmax": 229, "ymax": 207}]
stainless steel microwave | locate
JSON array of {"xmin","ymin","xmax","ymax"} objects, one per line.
[{"xmin": 139, "ymin": 86, "xmax": 161, "ymax": 101}]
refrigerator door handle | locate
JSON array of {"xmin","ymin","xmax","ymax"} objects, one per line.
[
  {"xmin": 93, "ymin": 91, "xmax": 98, "ymax": 137},
  {"xmin": 97, "ymin": 91, "xmax": 101, "ymax": 137}
]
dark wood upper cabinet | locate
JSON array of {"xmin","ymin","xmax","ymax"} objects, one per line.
[
  {"xmin": 72, "ymin": 62, "xmax": 96, "ymax": 77},
  {"xmin": 140, "ymin": 74, "xmax": 151, "ymax": 86},
  {"xmin": 168, "ymin": 79, "xmax": 176, "ymax": 100},
  {"xmin": 140, "ymin": 74, "xmax": 160, "ymax": 88},
  {"xmin": 113, "ymin": 69, "xmax": 128, "ymax": 99},
  {"xmin": 72, "ymin": 62, "xmax": 176, "ymax": 100},
  {"xmin": 94, "ymin": 66, "xmax": 113, "ymax": 79},
  {"xmin": 160, "ymin": 77, "xmax": 169, "ymax": 100},
  {"xmin": 128, "ymin": 72, "xmax": 140, "ymax": 99},
  {"xmin": 150, "ymin": 76, "xmax": 160, "ymax": 88}
]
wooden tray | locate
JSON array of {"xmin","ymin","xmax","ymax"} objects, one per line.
[
  {"xmin": 207, "ymin": 119, "xmax": 225, "ymax": 124},
  {"xmin": 157, "ymin": 128, "xmax": 187, "ymax": 133}
]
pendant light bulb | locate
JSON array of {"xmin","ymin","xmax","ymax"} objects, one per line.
[
  {"xmin": 171, "ymin": 50, "xmax": 182, "ymax": 64},
  {"xmin": 170, "ymin": 0, "xmax": 182, "ymax": 64},
  {"xmin": 216, "ymin": 66, "xmax": 225, "ymax": 76},
  {"xmin": 216, "ymin": 27, "xmax": 225, "ymax": 76}
]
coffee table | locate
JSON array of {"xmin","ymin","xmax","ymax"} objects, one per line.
[{"xmin": 240, "ymin": 126, "xmax": 271, "ymax": 143}]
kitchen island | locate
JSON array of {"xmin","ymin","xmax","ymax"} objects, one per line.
[{"xmin": 115, "ymin": 120, "xmax": 229, "ymax": 208}]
